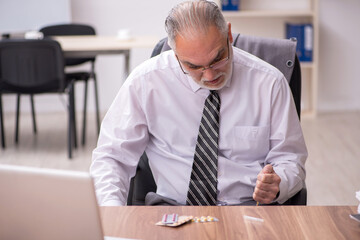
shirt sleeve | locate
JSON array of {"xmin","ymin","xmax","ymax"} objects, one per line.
[
  {"xmin": 266, "ymin": 75, "xmax": 308, "ymax": 204},
  {"xmin": 90, "ymin": 76, "xmax": 149, "ymax": 206}
]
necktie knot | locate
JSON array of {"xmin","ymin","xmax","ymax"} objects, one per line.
[{"xmin": 210, "ymin": 90, "xmax": 219, "ymax": 100}]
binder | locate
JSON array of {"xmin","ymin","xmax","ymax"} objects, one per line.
[
  {"xmin": 221, "ymin": 0, "xmax": 240, "ymax": 11},
  {"xmin": 286, "ymin": 23, "xmax": 313, "ymax": 62}
]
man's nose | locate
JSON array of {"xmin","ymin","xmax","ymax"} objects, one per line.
[{"xmin": 202, "ymin": 67, "xmax": 218, "ymax": 80}]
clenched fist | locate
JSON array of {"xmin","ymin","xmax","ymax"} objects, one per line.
[{"xmin": 253, "ymin": 164, "xmax": 281, "ymax": 204}]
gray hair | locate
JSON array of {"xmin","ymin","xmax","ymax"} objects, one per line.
[{"xmin": 165, "ymin": 0, "xmax": 228, "ymax": 50}]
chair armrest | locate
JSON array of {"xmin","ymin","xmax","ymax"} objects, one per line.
[{"xmin": 282, "ymin": 187, "xmax": 307, "ymax": 205}]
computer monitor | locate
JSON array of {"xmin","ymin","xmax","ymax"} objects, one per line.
[{"xmin": 0, "ymin": 164, "xmax": 104, "ymax": 240}]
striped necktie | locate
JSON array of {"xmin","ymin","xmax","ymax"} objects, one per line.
[{"xmin": 186, "ymin": 90, "xmax": 220, "ymax": 206}]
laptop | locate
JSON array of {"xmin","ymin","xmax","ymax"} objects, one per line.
[{"xmin": 0, "ymin": 164, "xmax": 117, "ymax": 240}]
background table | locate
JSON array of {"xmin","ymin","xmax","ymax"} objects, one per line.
[
  {"xmin": 53, "ymin": 35, "xmax": 159, "ymax": 76},
  {"xmin": 100, "ymin": 206, "xmax": 360, "ymax": 240}
]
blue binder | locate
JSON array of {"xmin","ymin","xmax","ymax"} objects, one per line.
[
  {"xmin": 221, "ymin": 0, "xmax": 240, "ymax": 11},
  {"xmin": 286, "ymin": 23, "xmax": 313, "ymax": 62}
]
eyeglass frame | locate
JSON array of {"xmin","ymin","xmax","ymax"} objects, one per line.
[{"xmin": 175, "ymin": 37, "xmax": 230, "ymax": 75}]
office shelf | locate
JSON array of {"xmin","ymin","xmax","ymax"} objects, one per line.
[
  {"xmin": 218, "ymin": 0, "xmax": 319, "ymax": 117},
  {"xmin": 300, "ymin": 62, "xmax": 314, "ymax": 70},
  {"xmin": 222, "ymin": 10, "xmax": 314, "ymax": 18}
]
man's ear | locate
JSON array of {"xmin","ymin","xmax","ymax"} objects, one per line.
[{"xmin": 227, "ymin": 22, "xmax": 233, "ymax": 44}]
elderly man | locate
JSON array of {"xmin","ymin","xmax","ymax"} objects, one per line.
[{"xmin": 90, "ymin": 0, "xmax": 307, "ymax": 206}]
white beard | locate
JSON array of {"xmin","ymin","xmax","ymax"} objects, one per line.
[{"xmin": 197, "ymin": 64, "xmax": 232, "ymax": 90}]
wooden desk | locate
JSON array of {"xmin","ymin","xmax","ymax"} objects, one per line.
[
  {"xmin": 53, "ymin": 35, "xmax": 159, "ymax": 76},
  {"xmin": 100, "ymin": 206, "xmax": 360, "ymax": 239}
]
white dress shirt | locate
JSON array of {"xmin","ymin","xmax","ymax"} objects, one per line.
[{"xmin": 90, "ymin": 47, "xmax": 308, "ymax": 206}]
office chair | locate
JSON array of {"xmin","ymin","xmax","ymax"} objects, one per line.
[
  {"xmin": 0, "ymin": 39, "xmax": 76, "ymax": 158},
  {"xmin": 127, "ymin": 33, "xmax": 306, "ymax": 205},
  {"xmin": 1, "ymin": 33, "xmax": 40, "ymax": 144},
  {"xmin": 39, "ymin": 23, "xmax": 100, "ymax": 146}
]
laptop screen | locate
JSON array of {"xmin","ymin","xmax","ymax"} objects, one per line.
[{"xmin": 0, "ymin": 164, "xmax": 104, "ymax": 240}]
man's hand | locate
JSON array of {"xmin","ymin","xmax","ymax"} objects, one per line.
[{"xmin": 253, "ymin": 164, "xmax": 281, "ymax": 204}]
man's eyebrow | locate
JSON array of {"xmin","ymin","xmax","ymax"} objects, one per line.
[{"xmin": 182, "ymin": 60, "xmax": 200, "ymax": 68}]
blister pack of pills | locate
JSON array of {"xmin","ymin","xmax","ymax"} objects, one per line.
[
  {"xmin": 156, "ymin": 213, "xmax": 219, "ymax": 227},
  {"xmin": 156, "ymin": 214, "xmax": 193, "ymax": 227}
]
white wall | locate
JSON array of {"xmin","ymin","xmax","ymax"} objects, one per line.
[
  {"xmin": 0, "ymin": 0, "xmax": 71, "ymax": 33},
  {"xmin": 1, "ymin": 0, "xmax": 71, "ymax": 114},
  {"xmin": 2, "ymin": 0, "xmax": 360, "ymax": 114},
  {"xmin": 69, "ymin": 0, "xmax": 182, "ymax": 113},
  {"xmin": 1, "ymin": 0, "xmax": 181, "ymax": 114},
  {"xmin": 318, "ymin": 0, "xmax": 360, "ymax": 111}
]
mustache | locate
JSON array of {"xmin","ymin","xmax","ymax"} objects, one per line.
[{"xmin": 200, "ymin": 72, "xmax": 226, "ymax": 83}]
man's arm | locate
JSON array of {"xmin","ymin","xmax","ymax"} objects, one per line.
[
  {"xmin": 255, "ymin": 76, "xmax": 307, "ymax": 204},
  {"xmin": 90, "ymin": 78, "xmax": 149, "ymax": 206}
]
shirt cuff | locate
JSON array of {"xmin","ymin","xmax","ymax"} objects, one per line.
[
  {"xmin": 101, "ymin": 199, "xmax": 124, "ymax": 206},
  {"xmin": 274, "ymin": 170, "xmax": 289, "ymax": 204}
]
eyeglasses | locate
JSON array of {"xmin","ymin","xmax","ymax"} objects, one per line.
[{"xmin": 176, "ymin": 38, "xmax": 230, "ymax": 75}]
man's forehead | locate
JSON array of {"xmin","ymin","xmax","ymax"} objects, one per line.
[{"xmin": 175, "ymin": 27, "xmax": 226, "ymax": 56}]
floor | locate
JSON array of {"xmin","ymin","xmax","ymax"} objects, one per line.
[
  {"xmin": 1, "ymin": 110, "xmax": 359, "ymax": 206},
  {"xmin": 301, "ymin": 111, "xmax": 360, "ymax": 206}
]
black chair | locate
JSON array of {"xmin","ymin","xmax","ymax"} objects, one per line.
[
  {"xmin": 127, "ymin": 33, "xmax": 306, "ymax": 205},
  {"xmin": 39, "ymin": 23, "xmax": 100, "ymax": 146},
  {"xmin": 0, "ymin": 39, "xmax": 76, "ymax": 158}
]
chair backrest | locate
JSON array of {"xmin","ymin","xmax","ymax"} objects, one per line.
[
  {"xmin": 127, "ymin": 34, "xmax": 305, "ymax": 205},
  {"xmin": 0, "ymin": 39, "xmax": 65, "ymax": 94},
  {"xmin": 151, "ymin": 33, "xmax": 302, "ymax": 119},
  {"xmin": 40, "ymin": 24, "xmax": 96, "ymax": 66}
]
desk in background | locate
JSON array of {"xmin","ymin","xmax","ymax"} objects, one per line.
[
  {"xmin": 100, "ymin": 206, "xmax": 360, "ymax": 239},
  {"xmin": 53, "ymin": 35, "xmax": 159, "ymax": 76}
]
